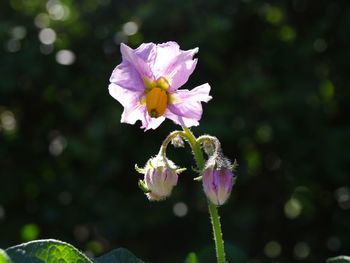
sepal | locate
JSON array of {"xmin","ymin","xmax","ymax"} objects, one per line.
[{"xmin": 138, "ymin": 180, "xmax": 150, "ymax": 193}]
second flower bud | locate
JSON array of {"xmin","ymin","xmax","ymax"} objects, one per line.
[{"xmin": 202, "ymin": 155, "xmax": 236, "ymax": 206}]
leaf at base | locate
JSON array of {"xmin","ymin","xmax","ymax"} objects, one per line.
[
  {"xmin": 6, "ymin": 239, "xmax": 92, "ymax": 263},
  {"xmin": 0, "ymin": 249, "xmax": 12, "ymax": 263},
  {"xmin": 327, "ymin": 256, "xmax": 350, "ymax": 263}
]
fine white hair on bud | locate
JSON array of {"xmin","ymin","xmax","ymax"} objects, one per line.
[
  {"xmin": 136, "ymin": 154, "xmax": 185, "ymax": 201},
  {"xmin": 202, "ymin": 139, "xmax": 215, "ymax": 156}
]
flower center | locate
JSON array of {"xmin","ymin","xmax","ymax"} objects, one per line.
[
  {"xmin": 146, "ymin": 87, "xmax": 168, "ymax": 118},
  {"xmin": 143, "ymin": 77, "xmax": 170, "ymax": 118}
]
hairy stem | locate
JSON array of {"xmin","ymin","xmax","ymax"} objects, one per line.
[
  {"xmin": 159, "ymin": 130, "xmax": 185, "ymax": 158},
  {"xmin": 182, "ymin": 127, "xmax": 226, "ymax": 263}
]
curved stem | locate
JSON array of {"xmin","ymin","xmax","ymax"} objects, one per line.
[
  {"xmin": 197, "ymin": 135, "xmax": 222, "ymax": 155},
  {"xmin": 182, "ymin": 128, "xmax": 205, "ymax": 170},
  {"xmin": 159, "ymin": 130, "xmax": 185, "ymax": 158},
  {"xmin": 182, "ymin": 127, "xmax": 226, "ymax": 263}
]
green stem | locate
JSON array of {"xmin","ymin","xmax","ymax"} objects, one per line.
[
  {"xmin": 208, "ymin": 201, "xmax": 226, "ymax": 263},
  {"xmin": 182, "ymin": 127, "xmax": 226, "ymax": 263},
  {"xmin": 182, "ymin": 128, "xmax": 205, "ymax": 170}
]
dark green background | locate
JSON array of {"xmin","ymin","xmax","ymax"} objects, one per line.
[{"xmin": 1, "ymin": 0, "xmax": 349, "ymax": 262}]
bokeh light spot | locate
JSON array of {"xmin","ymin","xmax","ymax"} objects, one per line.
[
  {"xmin": 11, "ymin": 26, "xmax": 27, "ymax": 40},
  {"xmin": 280, "ymin": 25, "xmax": 296, "ymax": 42},
  {"xmin": 284, "ymin": 197, "xmax": 302, "ymax": 219},
  {"xmin": 21, "ymin": 223, "xmax": 40, "ymax": 241},
  {"xmin": 320, "ymin": 80, "xmax": 334, "ymax": 102},
  {"xmin": 5, "ymin": 39, "xmax": 21, "ymax": 52},
  {"xmin": 335, "ymin": 186, "xmax": 350, "ymax": 210},
  {"xmin": 264, "ymin": 241, "xmax": 281, "ymax": 258},
  {"xmin": 114, "ymin": 31, "xmax": 127, "ymax": 44},
  {"xmin": 256, "ymin": 124, "xmax": 273, "ymax": 143},
  {"xmin": 49, "ymin": 133, "xmax": 67, "ymax": 156},
  {"xmin": 293, "ymin": 242, "xmax": 310, "ymax": 260},
  {"xmin": 86, "ymin": 240, "xmax": 104, "ymax": 256},
  {"xmin": 314, "ymin": 38, "xmax": 327, "ymax": 53},
  {"xmin": 263, "ymin": 5, "xmax": 284, "ymax": 25},
  {"xmin": 55, "ymin": 49, "xmax": 76, "ymax": 65},
  {"xmin": 0, "ymin": 110, "xmax": 17, "ymax": 132},
  {"xmin": 34, "ymin": 13, "xmax": 50, "ymax": 28},
  {"xmin": 123, "ymin": 21, "xmax": 138, "ymax": 36},
  {"xmin": 173, "ymin": 202, "xmax": 188, "ymax": 217},
  {"xmin": 39, "ymin": 28, "xmax": 56, "ymax": 45},
  {"xmin": 46, "ymin": 0, "xmax": 70, "ymax": 21},
  {"xmin": 244, "ymin": 146, "xmax": 261, "ymax": 175}
]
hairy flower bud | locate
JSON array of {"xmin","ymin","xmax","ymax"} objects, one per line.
[
  {"xmin": 137, "ymin": 155, "xmax": 184, "ymax": 201},
  {"xmin": 202, "ymin": 156, "xmax": 234, "ymax": 206},
  {"xmin": 202, "ymin": 139, "xmax": 215, "ymax": 156}
]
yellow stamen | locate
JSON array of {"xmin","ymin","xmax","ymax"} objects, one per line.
[
  {"xmin": 156, "ymin": 77, "xmax": 170, "ymax": 90},
  {"xmin": 146, "ymin": 87, "xmax": 168, "ymax": 118},
  {"xmin": 143, "ymin": 76, "xmax": 155, "ymax": 91}
]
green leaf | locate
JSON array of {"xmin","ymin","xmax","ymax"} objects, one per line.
[
  {"xmin": 6, "ymin": 239, "xmax": 92, "ymax": 263},
  {"xmin": 94, "ymin": 248, "xmax": 144, "ymax": 263},
  {"xmin": 185, "ymin": 252, "xmax": 198, "ymax": 263},
  {"xmin": 327, "ymin": 256, "xmax": 350, "ymax": 263},
  {"xmin": 0, "ymin": 249, "xmax": 12, "ymax": 263}
]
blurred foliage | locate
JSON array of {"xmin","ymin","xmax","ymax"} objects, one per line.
[{"xmin": 1, "ymin": 0, "xmax": 350, "ymax": 262}]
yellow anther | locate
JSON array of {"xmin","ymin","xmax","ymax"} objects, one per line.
[
  {"xmin": 156, "ymin": 77, "xmax": 170, "ymax": 90},
  {"xmin": 143, "ymin": 76, "xmax": 170, "ymax": 92},
  {"xmin": 143, "ymin": 76, "xmax": 155, "ymax": 91},
  {"xmin": 146, "ymin": 87, "xmax": 168, "ymax": 118}
]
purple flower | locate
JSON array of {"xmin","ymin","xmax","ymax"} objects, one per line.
[
  {"xmin": 109, "ymin": 42, "xmax": 212, "ymax": 130},
  {"xmin": 203, "ymin": 167, "xmax": 234, "ymax": 206},
  {"xmin": 138, "ymin": 155, "xmax": 182, "ymax": 201}
]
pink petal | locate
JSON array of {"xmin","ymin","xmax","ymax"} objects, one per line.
[
  {"xmin": 165, "ymin": 83, "xmax": 212, "ymax": 127},
  {"xmin": 164, "ymin": 110, "xmax": 200, "ymax": 127},
  {"xmin": 151, "ymin": 42, "xmax": 181, "ymax": 77},
  {"xmin": 109, "ymin": 83, "xmax": 166, "ymax": 130},
  {"xmin": 121, "ymin": 103, "xmax": 145, "ymax": 125},
  {"xmin": 151, "ymin": 42, "xmax": 198, "ymax": 91},
  {"xmin": 141, "ymin": 111, "xmax": 166, "ymax": 131},
  {"xmin": 120, "ymin": 43, "xmax": 153, "ymax": 79},
  {"xmin": 109, "ymin": 83, "xmax": 144, "ymax": 125},
  {"xmin": 167, "ymin": 57, "xmax": 198, "ymax": 92},
  {"xmin": 109, "ymin": 61, "xmax": 144, "ymax": 92},
  {"xmin": 108, "ymin": 83, "xmax": 143, "ymax": 107},
  {"xmin": 174, "ymin": 83, "xmax": 212, "ymax": 102},
  {"xmin": 133, "ymin": 42, "xmax": 157, "ymax": 66},
  {"xmin": 122, "ymin": 105, "xmax": 165, "ymax": 130}
]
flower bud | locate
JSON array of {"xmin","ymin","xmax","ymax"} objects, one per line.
[
  {"xmin": 202, "ymin": 157, "xmax": 234, "ymax": 206},
  {"xmin": 171, "ymin": 134, "xmax": 185, "ymax": 148},
  {"xmin": 137, "ymin": 155, "xmax": 184, "ymax": 201},
  {"xmin": 202, "ymin": 139, "xmax": 215, "ymax": 156}
]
